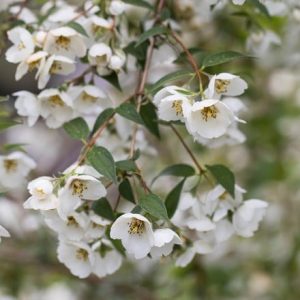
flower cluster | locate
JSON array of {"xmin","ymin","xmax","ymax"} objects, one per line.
[{"xmin": 154, "ymin": 73, "xmax": 247, "ymax": 148}]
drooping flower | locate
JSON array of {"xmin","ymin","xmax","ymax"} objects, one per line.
[
  {"xmin": 57, "ymin": 239, "xmax": 95, "ymax": 278},
  {"xmin": 205, "ymin": 73, "xmax": 248, "ymax": 99},
  {"xmin": 24, "ymin": 177, "xmax": 58, "ymax": 210},
  {"xmin": 58, "ymin": 174, "xmax": 106, "ymax": 218},
  {"xmin": 38, "ymin": 88, "xmax": 74, "ymax": 128},
  {"xmin": 44, "ymin": 27, "xmax": 87, "ymax": 59},
  {"xmin": 6, "ymin": 27, "xmax": 35, "ymax": 63},
  {"xmin": 14, "ymin": 91, "xmax": 41, "ymax": 127},
  {"xmin": 85, "ymin": 214, "xmax": 111, "ymax": 240},
  {"xmin": 110, "ymin": 213, "xmax": 155, "ymax": 259},
  {"xmin": 88, "ymin": 43, "xmax": 112, "ymax": 75},
  {"xmin": 0, "ymin": 152, "xmax": 36, "ymax": 189},
  {"xmin": 150, "ymin": 228, "xmax": 182, "ymax": 258},
  {"xmin": 233, "ymin": 199, "xmax": 268, "ymax": 237},
  {"xmin": 185, "ymin": 99, "xmax": 234, "ymax": 139}
]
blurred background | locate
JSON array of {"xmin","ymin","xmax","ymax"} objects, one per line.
[{"xmin": 1, "ymin": 0, "xmax": 300, "ymax": 299}]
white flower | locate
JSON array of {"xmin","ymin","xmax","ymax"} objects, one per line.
[
  {"xmin": 44, "ymin": 210, "xmax": 89, "ymax": 241},
  {"xmin": 24, "ymin": 177, "xmax": 58, "ymax": 210},
  {"xmin": 153, "ymin": 86, "xmax": 192, "ymax": 122},
  {"xmin": 37, "ymin": 55, "xmax": 76, "ymax": 89},
  {"xmin": 6, "ymin": 27, "xmax": 35, "ymax": 63},
  {"xmin": 109, "ymin": 0, "xmax": 126, "ymax": 15},
  {"xmin": 44, "ymin": 27, "xmax": 87, "ymax": 59},
  {"xmin": 58, "ymin": 174, "xmax": 106, "ymax": 218},
  {"xmin": 214, "ymin": 219, "xmax": 234, "ymax": 243},
  {"xmin": 15, "ymin": 51, "xmax": 48, "ymax": 81},
  {"xmin": 85, "ymin": 214, "xmax": 111, "ymax": 240},
  {"xmin": 69, "ymin": 85, "xmax": 109, "ymax": 114},
  {"xmin": 88, "ymin": 43, "xmax": 112, "ymax": 75},
  {"xmin": 0, "ymin": 224, "xmax": 10, "ymax": 243},
  {"xmin": 150, "ymin": 228, "xmax": 182, "ymax": 258},
  {"xmin": 185, "ymin": 99, "xmax": 234, "ymax": 139},
  {"xmin": 14, "ymin": 91, "xmax": 41, "ymax": 126},
  {"xmin": 203, "ymin": 184, "xmax": 245, "ymax": 222},
  {"xmin": 205, "ymin": 73, "xmax": 248, "ymax": 99},
  {"xmin": 246, "ymin": 30, "xmax": 281, "ymax": 56},
  {"xmin": 232, "ymin": 0, "xmax": 246, "ymax": 5},
  {"xmin": 92, "ymin": 240, "xmax": 123, "ymax": 277},
  {"xmin": 233, "ymin": 199, "xmax": 268, "ymax": 237},
  {"xmin": 175, "ymin": 247, "xmax": 196, "ymax": 267},
  {"xmin": 109, "ymin": 50, "xmax": 126, "ymax": 72},
  {"xmin": 38, "ymin": 89, "xmax": 74, "ymax": 128},
  {"xmin": 85, "ymin": 16, "xmax": 113, "ymax": 40},
  {"xmin": 0, "ymin": 152, "xmax": 36, "ymax": 189},
  {"xmin": 110, "ymin": 213, "xmax": 155, "ymax": 259},
  {"xmin": 57, "ymin": 239, "xmax": 95, "ymax": 278}
]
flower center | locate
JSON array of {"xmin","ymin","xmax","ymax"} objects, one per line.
[
  {"xmin": 81, "ymin": 91, "xmax": 98, "ymax": 103},
  {"xmin": 92, "ymin": 222, "xmax": 103, "ymax": 229},
  {"xmin": 48, "ymin": 95, "xmax": 65, "ymax": 107},
  {"xmin": 17, "ymin": 42, "xmax": 25, "ymax": 50},
  {"xmin": 55, "ymin": 36, "xmax": 71, "ymax": 50},
  {"xmin": 128, "ymin": 218, "xmax": 145, "ymax": 235},
  {"xmin": 28, "ymin": 59, "xmax": 41, "ymax": 71},
  {"xmin": 3, "ymin": 159, "xmax": 18, "ymax": 172},
  {"xmin": 67, "ymin": 216, "xmax": 79, "ymax": 227},
  {"xmin": 215, "ymin": 79, "xmax": 230, "ymax": 94},
  {"xmin": 71, "ymin": 180, "xmax": 87, "ymax": 197},
  {"xmin": 95, "ymin": 54, "xmax": 107, "ymax": 65},
  {"xmin": 50, "ymin": 61, "xmax": 63, "ymax": 74},
  {"xmin": 76, "ymin": 248, "xmax": 89, "ymax": 261},
  {"xmin": 201, "ymin": 105, "xmax": 219, "ymax": 121},
  {"xmin": 172, "ymin": 100, "xmax": 183, "ymax": 116},
  {"xmin": 35, "ymin": 187, "xmax": 46, "ymax": 198}
]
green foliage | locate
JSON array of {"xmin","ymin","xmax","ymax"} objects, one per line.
[
  {"xmin": 115, "ymin": 103, "xmax": 144, "ymax": 125},
  {"xmin": 118, "ymin": 179, "xmax": 135, "ymax": 203},
  {"xmin": 66, "ymin": 21, "xmax": 89, "ymax": 37},
  {"xmin": 140, "ymin": 101, "xmax": 160, "ymax": 138},
  {"xmin": 102, "ymin": 72, "xmax": 122, "ymax": 90},
  {"xmin": 202, "ymin": 51, "xmax": 250, "ymax": 68},
  {"xmin": 122, "ymin": 0, "xmax": 153, "ymax": 9},
  {"xmin": 92, "ymin": 197, "xmax": 115, "ymax": 221},
  {"xmin": 165, "ymin": 179, "xmax": 185, "ymax": 218},
  {"xmin": 63, "ymin": 117, "xmax": 90, "ymax": 140},
  {"xmin": 139, "ymin": 194, "xmax": 169, "ymax": 221},
  {"xmin": 92, "ymin": 108, "xmax": 115, "ymax": 134},
  {"xmin": 116, "ymin": 159, "xmax": 137, "ymax": 172},
  {"xmin": 135, "ymin": 26, "xmax": 168, "ymax": 47},
  {"xmin": 152, "ymin": 164, "xmax": 195, "ymax": 184},
  {"xmin": 0, "ymin": 118, "xmax": 20, "ymax": 131},
  {"xmin": 87, "ymin": 146, "xmax": 117, "ymax": 184},
  {"xmin": 149, "ymin": 70, "xmax": 194, "ymax": 95},
  {"xmin": 206, "ymin": 164, "xmax": 235, "ymax": 197}
]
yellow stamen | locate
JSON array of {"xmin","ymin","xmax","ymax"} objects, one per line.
[
  {"xmin": 215, "ymin": 79, "xmax": 230, "ymax": 94},
  {"xmin": 3, "ymin": 159, "xmax": 18, "ymax": 172},
  {"xmin": 172, "ymin": 100, "xmax": 183, "ymax": 116},
  {"xmin": 55, "ymin": 36, "xmax": 71, "ymax": 50},
  {"xmin": 128, "ymin": 218, "xmax": 145, "ymax": 235},
  {"xmin": 201, "ymin": 105, "xmax": 219, "ymax": 121},
  {"xmin": 81, "ymin": 91, "xmax": 98, "ymax": 103},
  {"xmin": 76, "ymin": 248, "xmax": 89, "ymax": 261},
  {"xmin": 67, "ymin": 216, "xmax": 79, "ymax": 227},
  {"xmin": 71, "ymin": 180, "xmax": 87, "ymax": 197},
  {"xmin": 48, "ymin": 95, "xmax": 65, "ymax": 107}
]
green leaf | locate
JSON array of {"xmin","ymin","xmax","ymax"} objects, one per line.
[
  {"xmin": 116, "ymin": 159, "xmax": 137, "ymax": 172},
  {"xmin": 206, "ymin": 164, "xmax": 235, "ymax": 198},
  {"xmin": 140, "ymin": 101, "xmax": 160, "ymax": 138},
  {"xmin": 92, "ymin": 197, "xmax": 115, "ymax": 221},
  {"xmin": 131, "ymin": 205, "xmax": 142, "ymax": 213},
  {"xmin": 152, "ymin": 164, "xmax": 195, "ymax": 184},
  {"xmin": 63, "ymin": 117, "xmax": 89, "ymax": 140},
  {"xmin": 67, "ymin": 21, "xmax": 89, "ymax": 37},
  {"xmin": 115, "ymin": 103, "xmax": 144, "ymax": 125},
  {"xmin": 124, "ymin": 41, "xmax": 148, "ymax": 65},
  {"xmin": 202, "ymin": 51, "xmax": 249, "ymax": 68},
  {"xmin": 2, "ymin": 143, "xmax": 27, "ymax": 153},
  {"xmin": 122, "ymin": 0, "xmax": 153, "ymax": 9},
  {"xmin": 119, "ymin": 179, "xmax": 135, "ymax": 203},
  {"xmin": 165, "ymin": 179, "xmax": 185, "ymax": 218},
  {"xmin": 249, "ymin": 0, "xmax": 270, "ymax": 17},
  {"xmin": 102, "ymin": 72, "xmax": 122, "ymax": 90},
  {"xmin": 92, "ymin": 108, "xmax": 115, "ymax": 134},
  {"xmin": 139, "ymin": 194, "xmax": 169, "ymax": 221},
  {"xmin": 0, "ymin": 118, "xmax": 20, "ymax": 131},
  {"xmin": 149, "ymin": 70, "xmax": 193, "ymax": 95},
  {"xmin": 135, "ymin": 26, "xmax": 168, "ymax": 47},
  {"xmin": 87, "ymin": 146, "xmax": 117, "ymax": 184}
]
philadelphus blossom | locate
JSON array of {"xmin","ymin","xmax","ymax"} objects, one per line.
[
  {"xmin": 0, "ymin": 225, "xmax": 10, "ymax": 243},
  {"xmin": 0, "ymin": 152, "xmax": 36, "ymax": 189},
  {"xmin": 110, "ymin": 213, "xmax": 155, "ymax": 259},
  {"xmin": 24, "ymin": 177, "xmax": 58, "ymax": 210}
]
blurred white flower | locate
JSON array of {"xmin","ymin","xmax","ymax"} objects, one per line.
[
  {"xmin": 0, "ymin": 152, "xmax": 36, "ymax": 189},
  {"xmin": 110, "ymin": 213, "xmax": 155, "ymax": 259},
  {"xmin": 88, "ymin": 43, "xmax": 112, "ymax": 75},
  {"xmin": 233, "ymin": 199, "xmax": 268, "ymax": 237},
  {"xmin": 109, "ymin": 0, "xmax": 126, "ymax": 15},
  {"xmin": 6, "ymin": 27, "xmax": 35, "ymax": 63},
  {"xmin": 0, "ymin": 224, "xmax": 10, "ymax": 243}
]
